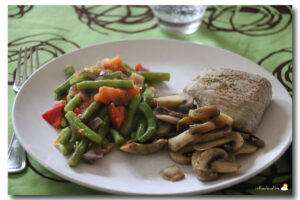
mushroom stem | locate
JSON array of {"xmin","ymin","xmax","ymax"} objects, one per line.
[
  {"xmin": 190, "ymin": 121, "xmax": 216, "ymax": 134},
  {"xmin": 169, "ymin": 151, "xmax": 191, "ymax": 165},
  {"xmin": 120, "ymin": 139, "xmax": 167, "ymax": 155}
]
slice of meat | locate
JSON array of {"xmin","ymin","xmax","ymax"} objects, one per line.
[{"xmin": 184, "ymin": 68, "xmax": 272, "ymax": 133}]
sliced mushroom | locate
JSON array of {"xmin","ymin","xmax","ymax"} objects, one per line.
[
  {"xmin": 156, "ymin": 122, "xmax": 172, "ymax": 137},
  {"xmin": 212, "ymin": 112, "xmax": 234, "ymax": 128},
  {"xmin": 240, "ymin": 132, "xmax": 265, "ymax": 147},
  {"xmin": 154, "ymin": 106, "xmax": 186, "ymax": 124},
  {"xmin": 168, "ymin": 126, "xmax": 232, "ymax": 152},
  {"xmin": 176, "ymin": 116, "xmax": 194, "ymax": 132},
  {"xmin": 189, "ymin": 121, "xmax": 216, "ymax": 134},
  {"xmin": 174, "ymin": 93, "xmax": 195, "ymax": 113},
  {"xmin": 188, "ymin": 106, "xmax": 220, "ymax": 122},
  {"xmin": 169, "ymin": 151, "xmax": 191, "ymax": 165},
  {"xmin": 193, "ymin": 131, "xmax": 243, "ymax": 152},
  {"xmin": 160, "ymin": 165, "xmax": 185, "ymax": 182},
  {"xmin": 154, "ymin": 94, "xmax": 186, "ymax": 109},
  {"xmin": 228, "ymin": 142, "xmax": 258, "ymax": 161},
  {"xmin": 178, "ymin": 145, "xmax": 195, "ymax": 154},
  {"xmin": 210, "ymin": 160, "xmax": 241, "ymax": 173},
  {"xmin": 120, "ymin": 139, "xmax": 167, "ymax": 155},
  {"xmin": 192, "ymin": 148, "xmax": 240, "ymax": 181},
  {"xmin": 223, "ymin": 132, "xmax": 244, "ymax": 151}
]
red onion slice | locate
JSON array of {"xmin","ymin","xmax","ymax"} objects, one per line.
[
  {"xmin": 81, "ymin": 150, "xmax": 103, "ymax": 160},
  {"xmin": 79, "ymin": 91, "xmax": 90, "ymax": 102},
  {"xmin": 88, "ymin": 117, "xmax": 103, "ymax": 130}
]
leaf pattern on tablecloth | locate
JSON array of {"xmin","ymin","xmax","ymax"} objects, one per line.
[
  {"xmin": 258, "ymin": 48, "xmax": 293, "ymax": 96},
  {"xmin": 203, "ymin": 5, "xmax": 292, "ymax": 36},
  {"xmin": 8, "ymin": 33, "xmax": 80, "ymax": 85},
  {"xmin": 8, "ymin": 5, "xmax": 34, "ymax": 18},
  {"xmin": 73, "ymin": 5, "xmax": 157, "ymax": 34}
]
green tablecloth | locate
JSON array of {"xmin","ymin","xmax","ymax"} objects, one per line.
[{"xmin": 8, "ymin": 5, "xmax": 292, "ymax": 195}]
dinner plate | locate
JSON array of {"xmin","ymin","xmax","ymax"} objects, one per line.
[{"xmin": 12, "ymin": 39, "xmax": 292, "ymax": 195}]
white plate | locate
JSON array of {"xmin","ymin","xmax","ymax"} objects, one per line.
[{"xmin": 12, "ymin": 39, "xmax": 292, "ymax": 195}]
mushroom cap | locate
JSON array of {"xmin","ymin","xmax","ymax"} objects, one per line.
[
  {"xmin": 223, "ymin": 131, "xmax": 245, "ymax": 151},
  {"xmin": 192, "ymin": 148, "xmax": 228, "ymax": 181},
  {"xmin": 169, "ymin": 151, "xmax": 191, "ymax": 165}
]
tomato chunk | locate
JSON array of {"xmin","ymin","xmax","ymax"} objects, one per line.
[
  {"xmin": 94, "ymin": 86, "xmax": 129, "ymax": 105},
  {"xmin": 135, "ymin": 63, "xmax": 150, "ymax": 72},
  {"xmin": 108, "ymin": 102, "xmax": 126, "ymax": 130},
  {"xmin": 104, "ymin": 56, "xmax": 127, "ymax": 72},
  {"xmin": 42, "ymin": 100, "xmax": 66, "ymax": 128}
]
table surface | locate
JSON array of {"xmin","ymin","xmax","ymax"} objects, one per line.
[{"xmin": 8, "ymin": 5, "xmax": 292, "ymax": 195}]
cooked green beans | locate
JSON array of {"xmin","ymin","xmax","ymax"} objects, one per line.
[
  {"xmin": 64, "ymin": 93, "xmax": 82, "ymax": 112},
  {"xmin": 80, "ymin": 102, "xmax": 102, "ymax": 122},
  {"xmin": 142, "ymin": 87, "xmax": 155, "ymax": 105},
  {"xmin": 98, "ymin": 115, "xmax": 110, "ymax": 139},
  {"xmin": 110, "ymin": 128, "xmax": 125, "ymax": 145},
  {"xmin": 65, "ymin": 111, "xmax": 102, "ymax": 144},
  {"xmin": 68, "ymin": 138, "xmax": 89, "ymax": 167},
  {"xmin": 76, "ymin": 79, "xmax": 134, "ymax": 90},
  {"xmin": 125, "ymin": 64, "xmax": 135, "ymax": 71},
  {"xmin": 137, "ymin": 102, "xmax": 157, "ymax": 142},
  {"xmin": 136, "ymin": 72, "xmax": 170, "ymax": 83},
  {"xmin": 135, "ymin": 116, "xmax": 147, "ymax": 139},
  {"xmin": 54, "ymin": 74, "xmax": 75, "ymax": 96},
  {"xmin": 120, "ymin": 95, "xmax": 141, "ymax": 136},
  {"xmin": 59, "ymin": 127, "xmax": 72, "ymax": 145},
  {"xmin": 64, "ymin": 65, "xmax": 75, "ymax": 78},
  {"xmin": 61, "ymin": 133, "xmax": 77, "ymax": 155},
  {"xmin": 98, "ymin": 105, "xmax": 109, "ymax": 119},
  {"xmin": 60, "ymin": 117, "xmax": 68, "ymax": 128},
  {"xmin": 104, "ymin": 71, "xmax": 123, "ymax": 79}
]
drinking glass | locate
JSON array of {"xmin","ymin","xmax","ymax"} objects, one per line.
[{"xmin": 152, "ymin": 5, "xmax": 207, "ymax": 34}]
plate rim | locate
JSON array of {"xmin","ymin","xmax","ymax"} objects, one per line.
[{"xmin": 11, "ymin": 38, "xmax": 293, "ymax": 195}]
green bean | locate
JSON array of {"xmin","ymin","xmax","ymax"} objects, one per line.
[
  {"xmin": 135, "ymin": 116, "xmax": 147, "ymax": 139},
  {"xmin": 98, "ymin": 105, "xmax": 109, "ymax": 119},
  {"xmin": 76, "ymin": 79, "xmax": 134, "ymax": 90},
  {"xmin": 142, "ymin": 87, "xmax": 155, "ymax": 106},
  {"xmin": 131, "ymin": 111, "xmax": 141, "ymax": 133},
  {"xmin": 64, "ymin": 65, "xmax": 75, "ymax": 78},
  {"xmin": 69, "ymin": 75, "xmax": 85, "ymax": 85},
  {"xmin": 65, "ymin": 111, "xmax": 102, "ymax": 144},
  {"xmin": 54, "ymin": 74, "xmax": 75, "ymax": 96},
  {"xmin": 80, "ymin": 102, "xmax": 102, "ymax": 122},
  {"xmin": 109, "ymin": 128, "xmax": 125, "ymax": 145},
  {"xmin": 61, "ymin": 133, "xmax": 77, "ymax": 155},
  {"xmin": 98, "ymin": 115, "xmax": 110, "ymax": 139},
  {"xmin": 60, "ymin": 117, "xmax": 68, "ymax": 128},
  {"xmin": 64, "ymin": 94, "xmax": 82, "ymax": 112},
  {"xmin": 68, "ymin": 138, "xmax": 89, "ymax": 167},
  {"xmin": 59, "ymin": 127, "xmax": 72, "ymax": 145},
  {"xmin": 137, "ymin": 102, "xmax": 157, "ymax": 143},
  {"xmin": 125, "ymin": 64, "xmax": 135, "ymax": 71},
  {"xmin": 66, "ymin": 93, "xmax": 74, "ymax": 103},
  {"xmin": 120, "ymin": 95, "xmax": 141, "ymax": 136},
  {"xmin": 90, "ymin": 65, "xmax": 103, "ymax": 75},
  {"xmin": 130, "ymin": 131, "xmax": 137, "ymax": 139},
  {"xmin": 122, "ymin": 70, "xmax": 132, "ymax": 76},
  {"xmin": 104, "ymin": 71, "xmax": 123, "ymax": 79},
  {"xmin": 136, "ymin": 72, "xmax": 170, "ymax": 83}
]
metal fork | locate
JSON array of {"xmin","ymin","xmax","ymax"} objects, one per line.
[{"xmin": 8, "ymin": 47, "xmax": 39, "ymax": 173}]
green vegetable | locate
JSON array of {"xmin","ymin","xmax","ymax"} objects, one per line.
[
  {"xmin": 109, "ymin": 128, "xmax": 125, "ymax": 145},
  {"xmin": 64, "ymin": 93, "xmax": 82, "ymax": 112},
  {"xmin": 80, "ymin": 102, "xmax": 102, "ymax": 122},
  {"xmin": 68, "ymin": 138, "xmax": 89, "ymax": 167},
  {"xmin": 54, "ymin": 74, "xmax": 75, "ymax": 97},
  {"xmin": 59, "ymin": 127, "xmax": 72, "ymax": 145},
  {"xmin": 65, "ymin": 111, "xmax": 102, "ymax": 144},
  {"xmin": 125, "ymin": 64, "xmax": 135, "ymax": 71},
  {"xmin": 142, "ymin": 87, "xmax": 155, "ymax": 106},
  {"xmin": 61, "ymin": 133, "xmax": 77, "ymax": 155},
  {"xmin": 137, "ymin": 102, "xmax": 157, "ymax": 142},
  {"xmin": 104, "ymin": 71, "xmax": 123, "ymax": 79},
  {"xmin": 98, "ymin": 105, "xmax": 109, "ymax": 119},
  {"xmin": 98, "ymin": 115, "xmax": 110, "ymax": 139},
  {"xmin": 135, "ymin": 116, "xmax": 147, "ymax": 139},
  {"xmin": 136, "ymin": 72, "xmax": 170, "ymax": 83},
  {"xmin": 64, "ymin": 65, "xmax": 75, "ymax": 78},
  {"xmin": 69, "ymin": 75, "xmax": 85, "ymax": 85},
  {"xmin": 120, "ymin": 95, "xmax": 141, "ymax": 136},
  {"xmin": 76, "ymin": 79, "xmax": 134, "ymax": 90},
  {"xmin": 60, "ymin": 117, "xmax": 68, "ymax": 128}
]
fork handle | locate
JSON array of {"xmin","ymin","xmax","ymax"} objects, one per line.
[{"xmin": 8, "ymin": 133, "xmax": 26, "ymax": 173}]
